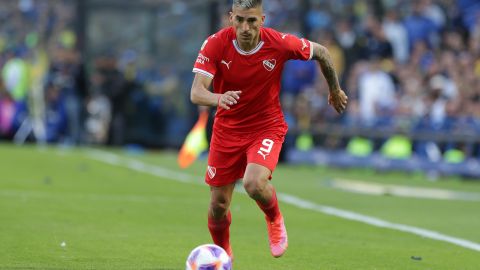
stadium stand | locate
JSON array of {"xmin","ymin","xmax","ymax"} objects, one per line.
[{"xmin": 0, "ymin": 0, "xmax": 479, "ymax": 177}]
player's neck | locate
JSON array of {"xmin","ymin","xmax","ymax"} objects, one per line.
[{"xmin": 236, "ymin": 34, "xmax": 261, "ymax": 52}]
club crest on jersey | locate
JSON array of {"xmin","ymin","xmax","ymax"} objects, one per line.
[
  {"xmin": 263, "ymin": 59, "xmax": 276, "ymax": 71},
  {"xmin": 207, "ymin": 165, "xmax": 216, "ymax": 179}
]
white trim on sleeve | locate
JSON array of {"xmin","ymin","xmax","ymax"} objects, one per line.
[
  {"xmin": 192, "ymin": 68, "xmax": 214, "ymax": 79},
  {"xmin": 308, "ymin": 40, "xmax": 314, "ymax": 60}
]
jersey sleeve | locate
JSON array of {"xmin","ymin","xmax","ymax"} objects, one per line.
[
  {"xmin": 283, "ymin": 34, "xmax": 313, "ymax": 61},
  {"xmin": 192, "ymin": 34, "xmax": 222, "ymax": 79}
]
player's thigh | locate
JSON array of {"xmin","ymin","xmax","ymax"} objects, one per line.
[
  {"xmin": 207, "ymin": 129, "xmax": 248, "ymax": 186},
  {"xmin": 243, "ymin": 163, "xmax": 271, "ymax": 183},
  {"xmin": 206, "ymin": 147, "xmax": 247, "ymax": 187},
  {"xmin": 243, "ymin": 163, "xmax": 272, "ymax": 195}
]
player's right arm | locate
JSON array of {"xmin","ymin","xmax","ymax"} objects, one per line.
[
  {"xmin": 190, "ymin": 73, "xmax": 241, "ymax": 110},
  {"xmin": 191, "ymin": 33, "xmax": 240, "ymax": 110}
]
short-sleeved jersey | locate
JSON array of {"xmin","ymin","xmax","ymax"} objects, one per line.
[{"xmin": 193, "ymin": 27, "xmax": 313, "ymax": 133}]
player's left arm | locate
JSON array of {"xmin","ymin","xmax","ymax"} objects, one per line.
[{"xmin": 310, "ymin": 42, "xmax": 348, "ymax": 114}]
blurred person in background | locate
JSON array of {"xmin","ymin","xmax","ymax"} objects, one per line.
[
  {"xmin": 190, "ymin": 0, "xmax": 347, "ymax": 260},
  {"xmin": 47, "ymin": 44, "xmax": 86, "ymax": 145},
  {"xmin": 334, "ymin": 18, "xmax": 364, "ymax": 83},
  {"xmin": 394, "ymin": 66, "xmax": 426, "ymax": 123},
  {"xmin": 358, "ymin": 57, "xmax": 396, "ymax": 127},
  {"xmin": 0, "ymin": 78, "xmax": 15, "ymax": 138},
  {"xmin": 44, "ymin": 80, "xmax": 67, "ymax": 142},
  {"xmin": 84, "ymin": 70, "xmax": 111, "ymax": 145},
  {"xmin": 420, "ymin": 0, "xmax": 447, "ymax": 29},
  {"xmin": 403, "ymin": 1, "xmax": 439, "ymax": 51},
  {"xmin": 1, "ymin": 49, "xmax": 30, "ymax": 139},
  {"xmin": 305, "ymin": 1, "xmax": 332, "ymax": 33},
  {"xmin": 362, "ymin": 14, "xmax": 393, "ymax": 60},
  {"xmin": 93, "ymin": 53, "xmax": 128, "ymax": 146},
  {"xmin": 382, "ymin": 8, "xmax": 409, "ymax": 63}
]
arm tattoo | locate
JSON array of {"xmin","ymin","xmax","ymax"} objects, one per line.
[{"xmin": 312, "ymin": 43, "xmax": 340, "ymax": 92}]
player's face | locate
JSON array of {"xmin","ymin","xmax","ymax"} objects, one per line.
[{"xmin": 230, "ymin": 5, "xmax": 265, "ymax": 46}]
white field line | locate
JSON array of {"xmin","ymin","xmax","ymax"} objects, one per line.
[
  {"xmin": 328, "ymin": 178, "xmax": 480, "ymax": 201},
  {"xmin": 87, "ymin": 150, "xmax": 198, "ymax": 184},
  {"xmin": 86, "ymin": 150, "xmax": 480, "ymax": 252},
  {"xmin": 278, "ymin": 194, "xmax": 480, "ymax": 252}
]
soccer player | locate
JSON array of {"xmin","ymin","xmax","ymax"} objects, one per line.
[{"xmin": 190, "ymin": 0, "xmax": 348, "ymax": 259}]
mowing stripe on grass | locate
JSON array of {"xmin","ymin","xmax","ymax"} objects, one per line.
[
  {"xmin": 85, "ymin": 150, "xmax": 480, "ymax": 252},
  {"xmin": 327, "ymin": 178, "xmax": 480, "ymax": 201}
]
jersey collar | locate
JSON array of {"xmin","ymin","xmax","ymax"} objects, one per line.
[
  {"xmin": 232, "ymin": 40, "xmax": 264, "ymax": 55},
  {"xmin": 232, "ymin": 28, "xmax": 264, "ymax": 55}
]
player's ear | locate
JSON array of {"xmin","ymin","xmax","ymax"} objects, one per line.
[
  {"xmin": 229, "ymin": 11, "xmax": 234, "ymax": 23},
  {"xmin": 261, "ymin": 15, "xmax": 266, "ymax": 26}
]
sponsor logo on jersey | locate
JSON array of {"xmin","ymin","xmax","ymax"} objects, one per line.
[
  {"xmin": 263, "ymin": 59, "xmax": 276, "ymax": 71},
  {"xmin": 207, "ymin": 165, "xmax": 216, "ymax": 179},
  {"xmin": 281, "ymin": 33, "xmax": 288, "ymax": 39},
  {"xmin": 196, "ymin": 53, "xmax": 210, "ymax": 65},
  {"xmin": 221, "ymin": 60, "xmax": 232, "ymax": 70}
]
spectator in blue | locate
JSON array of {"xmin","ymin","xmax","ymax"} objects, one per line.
[
  {"xmin": 44, "ymin": 81, "xmax": 67, "ymax": 143},
  {"xmin": 457, "ymin": 0, "xmax": 480, "ymax": 32},
  {"xmin": 305, "ymin": 1, "xmax": 332, "ymax": 33},
  {"xmin": 47, "ymin": 47, "xmax": 86, "ymax": 145},
  {"xmin": 282, "ymin": 59, "xmax": 317, "ymax": 98},
  {"xmin": 363, "ymin": 15, "xmax": 393, "ymax": 60},
  {"xmin": 403, "ymin": 2, "xmax": 439, "ymax": 51}
]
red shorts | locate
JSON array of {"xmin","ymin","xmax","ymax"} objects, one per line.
[{"xmin": 205, "ymin": 126, "xmax": 286, "ymax": 187}]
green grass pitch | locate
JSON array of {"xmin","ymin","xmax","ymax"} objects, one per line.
[{"xmin": 1, "ymin": 143, "xmax": 480, "ymax": 269}]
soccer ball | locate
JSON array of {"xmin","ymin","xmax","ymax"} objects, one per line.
[{"xmin": 185, "ymin": 244, "xmax": 232, "ymax": 270}]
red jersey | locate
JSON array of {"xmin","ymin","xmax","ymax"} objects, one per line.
[{"xmin": 193, "ymin": 27, "xmax": 313, "ymax": 133}]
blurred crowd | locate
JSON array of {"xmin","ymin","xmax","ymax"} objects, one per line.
[
  {"xmin": 269, "ymin": 0, "xmax": 480, "ymax": 160},
  {"xmin": 0, "ymin": 0, "xmax": 84, "ymax": 144},
  {"xmin": 0, "ymin": 0, "xmax": 187, "ymax": 147},
  {"xmin": 1, "ymin": 0, "xmax": 480, "ymax": 161}
]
